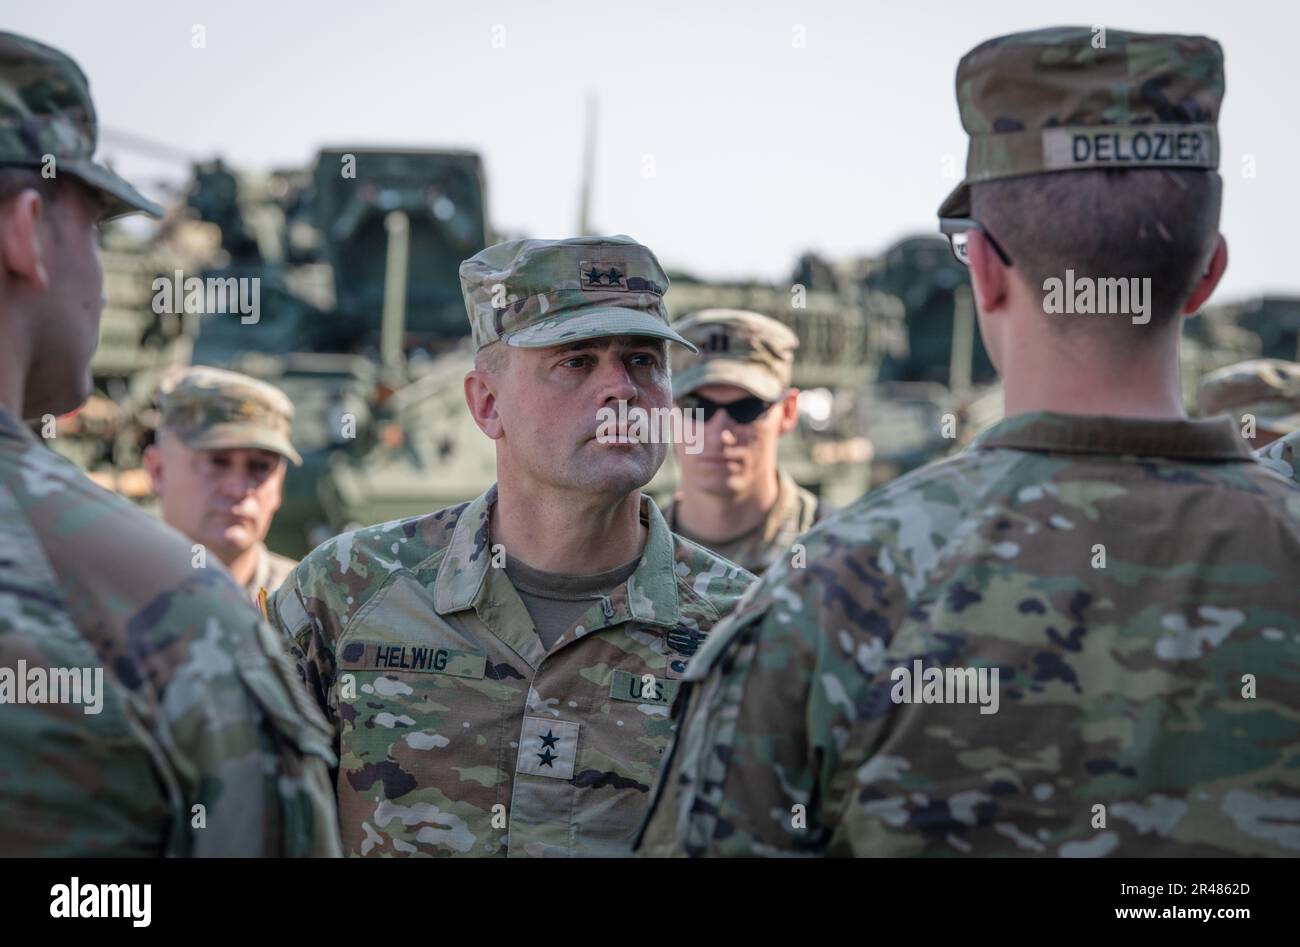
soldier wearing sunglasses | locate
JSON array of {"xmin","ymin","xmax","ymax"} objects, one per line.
[{"xmin": 661, "ymin": 309, "xmax": 826, "ymax": 575}]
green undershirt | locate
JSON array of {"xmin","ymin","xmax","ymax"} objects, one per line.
[{"xmin": 505, "ymin": 554, "xmax": 641, "ymax": 651}]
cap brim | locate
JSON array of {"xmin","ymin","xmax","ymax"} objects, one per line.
[
  {"xmin": 179, "ymin": 425, "xmax": 303, "ymax": 466},
  {"xmin": 671, "ymin": 360, "xmax": 785, "ymax": 402},
  {"xmin": 938, "ymin": 180, "xmax": 970, "ymax": 220},
  {"xmin": 65, "ymin": 157, "xmax": 164, "ymax": 220},
  {"xmin": 504, "ymin": 307, "xmax": 698, "ymax": 353}
]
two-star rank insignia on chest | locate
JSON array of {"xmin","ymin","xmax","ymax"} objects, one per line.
[{"xmin": 516, "ymin": 716, "xmax": 579, "ymax": 779}]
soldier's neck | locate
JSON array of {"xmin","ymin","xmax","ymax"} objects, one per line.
[
  {"xmin": 999, "ymin": 320, "xmax": 1187, "ymax": 420},
  {"xmin": 491, "ymin": 482, "xmax": 647, "ymax": 575},
  {"xmin": 675, "ymin": 467, "xmax": 779, "ymax": 544}
]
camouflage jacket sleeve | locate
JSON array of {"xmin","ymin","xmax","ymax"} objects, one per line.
[
  {"xmin": 173, "ymin": 603, "xmax": 345, "ymax": 857},
  {"xmin": 637, "ymin": 532, "xmax": 909, "ymax": 856},
  {"xmin": 0, "ymin": 423, "xmax": 343, "ymax": 857}
]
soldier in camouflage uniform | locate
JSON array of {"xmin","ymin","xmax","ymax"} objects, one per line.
[
  {"xmin": 660, "ymin": 310, "xmax": 826, "ymax": 576},
  {"xmin": 144, "ymin": 366, "xmax": 302, "ymax": 609},
  {"xmin": 1197, "ymin": 358, "xmax": 1300, "ymax": 448},
  {"xmin": 0, "ymin": 32, "xmax": 340, "ymax": 855},
  {"xmin": 638, "ymin": 28, "xmax": 1300, "ymax": 857},
  {"xmin": 269, "ymin": 235, "xmax": 753, "ymax": 856}
]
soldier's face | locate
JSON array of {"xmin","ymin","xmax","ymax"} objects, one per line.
[
  {"xmin": 145, "ymin": 435, "xmax": 287, "ymax": 564},
  {"xmin": 491, "ymin": 335, "xmax": 671, "ymax": 498},
  {"xmin": 11, "ymin": 181, "xmax": 105, "ymax": 417},
  {"xmin": 674, "ymin": 383, "xmax": 797, "ymax": 497}
]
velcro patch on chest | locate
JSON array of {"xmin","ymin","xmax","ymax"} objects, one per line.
[
  {"xmin": 341, "ymin": 641, "xmax": 487, "ymax": 679},
  {"xmin": 664, "ymin": 624, "xmax": 709, "ymax": 679},
  {"xmin": 516, "ymin": 716, "xmax": 579, "ymax": 780},
  {"xmin": 609, "ymin": 669, "xmax": 679, "ymax": 705}
]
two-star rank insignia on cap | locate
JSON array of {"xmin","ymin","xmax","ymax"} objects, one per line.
[
  {"xmin": 578, "ymin": 261, "xmax": 629, "ymax": 291},
  {"xmin": 516, "ymin": 716, "xmax": 579, "ymax": 779}
]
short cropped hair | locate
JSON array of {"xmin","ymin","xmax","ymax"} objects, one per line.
[{"xmin": 971, "ymin": 168, "xmax": 1222, "ymax": 329}]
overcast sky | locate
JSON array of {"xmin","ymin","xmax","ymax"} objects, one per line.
[{"xmin": 12, "ymin": 0, "xmax": 1295, "ymax": 302}]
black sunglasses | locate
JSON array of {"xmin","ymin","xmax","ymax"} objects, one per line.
[
  {"xmin": 680, "ymin": 394, "xmax": 775, "ymax": 425},
  {"xmin": 939, "ymin": 217, "xmax": 1014, "ymax": 267}
]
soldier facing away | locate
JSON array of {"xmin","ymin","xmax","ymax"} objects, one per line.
[
  {"xmin": 638, "ymin": 27, "xmax": 1300, "ymax": 857},
  {"xmin": 0, "ymin": 31, "xmax": 340, "ymax": 855},
  {"xmin": 269, "ymin": 234, "xmax": 754, "ymax": 856},
  {"xmin": 144, "ymin": 366, "xmax": 301, "ymax": 609},
  {"xmin": 660, "ymin": 309, "xmax": 827, "ymax": 576}
]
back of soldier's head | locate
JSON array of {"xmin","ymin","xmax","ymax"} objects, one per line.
[{"xmin": 943, "ymin": 27, "xmax": 1225, "ymax": 332}]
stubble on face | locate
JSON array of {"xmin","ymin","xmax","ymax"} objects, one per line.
[{"xmin": 496, "ymin": 336, "xmax": 671, "ymax": 500}]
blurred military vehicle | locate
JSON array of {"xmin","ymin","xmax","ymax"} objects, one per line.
[
  {"xmin": 186, "ymin": 148, "xmax": 491, "ymax": 556},
  {"xmin": 50, "ymin": 146, "xmax": 493, "ymax": 558}
]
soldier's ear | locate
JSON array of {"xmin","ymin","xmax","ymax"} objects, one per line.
[
  {"xmin": 777, "ymin": 388, "xmax": 800, "ymax": 435},
  {"xmin": 1182, "ymin": 234, "xmax": 1228, "ymax": 316},
  {"xmin": 142, "ymin": 443, "xmax": 165, "ymax": 493},
  {"xmin": 464, "ymin": 369, "xmax": 505, "ymax": 440},
  {"xmin": 0, "ymin": 189, "xmax": 52, "ymax": 293},
  {"xmin": 966, "ymin": 230, "xmax": 1008, "ymax": 315}
]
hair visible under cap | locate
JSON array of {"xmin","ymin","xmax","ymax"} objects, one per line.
[
  {"xmin": 0, "ymin": 166, "xmax": 63, "ymax": 206},
  {"xmin": 475, "ymin": 341, "xmax": 511, "ymax": 376},
  {"xmin": 971, "ymin": 168, "xmax": 1222, "ymax": 331}
]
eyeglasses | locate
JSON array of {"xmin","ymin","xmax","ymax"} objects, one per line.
[
  {"xmin": 680, "ymin": 394, "xmax": 775, "ymax": 425},
  {"xmin": 939, "ymin": 217, "xmax": 1014, "ymax": 267}
]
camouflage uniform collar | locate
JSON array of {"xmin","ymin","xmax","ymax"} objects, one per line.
[
  {"xmin": 433, "ymin": 484, "xmax": 682, "ymax": 629},
  {"xmin": 971, "ymin": 411, "xmax": 1253, "ymax": 460},
  {"xmin": 0, "ymin": 407, "xmax": 34, "ymax": 441}
]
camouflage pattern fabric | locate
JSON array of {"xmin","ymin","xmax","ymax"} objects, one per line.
[
  {"xmin": 1198, "ymin": 359, "xmax": 1300, "ymax": 437},
  {"xmin": 0, "ymin": 31, "xmax": 162, "ymax": 218},
  {"xmin": 0, "ymin": 409, "xmax": 341, "ymax": 856},
  {"xmin": 458, "ymin": 235, "xmax": 695, "ymax": 352},
  {"xmin": 939, "ymin": 27, "xmax": 1223, "ymax": 218},
  {"xmin": 247, "ymin": 542, "xmax": 298, "ymax": 606},
  {"xmin": 662, "ymin": 469, "xmax": 823, "ymax": 576},
  {"xmin": 1257, "ymin": 429, "xmax": 1300, "ymax": 486},
  {"xmin": 269, "ymin": 485, "xmax": 753, "ymax": 857},
  {"xmin": 159, "ymin": 365, "xmax": 302, "ymax": 465},
  {"xmin": 637, "ymin": 412, "xmax": 1300, "ymax": 857}
]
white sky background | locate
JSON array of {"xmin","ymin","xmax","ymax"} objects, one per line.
[{"xmin": 11, "ymin": 0, "xmax": 1296, "ymax": 301}]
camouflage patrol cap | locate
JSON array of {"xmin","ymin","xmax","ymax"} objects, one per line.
[
  {"xmin": 0, "ymin": 33, "xmax": 163, "ymax": 220},
  {"xmin": 939, "ymin": 26, "xmax": 1224, "ymax": 219},
  {"xmin": 670, "ymin": 309, "xmax": 800, "ymax": 402},
  {"xmin": 459, "ymin": 234, "xmax": 696, "ymax": 353},
  {"xmin": 1197, "ymin": 359, "xmax": 1300, "ymax": 435},
  {"xmin": 159, "ymin": 366, "xmax": 302, "ymax": 466}
]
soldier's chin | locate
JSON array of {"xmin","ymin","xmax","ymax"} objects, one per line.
[
  {"xmin": 218, "ymin": 523, "xmax": 258, "ymax": 551},
  {"xmin": 577, "ymin": 447, "xmax": 662, "ymax": 495}
]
